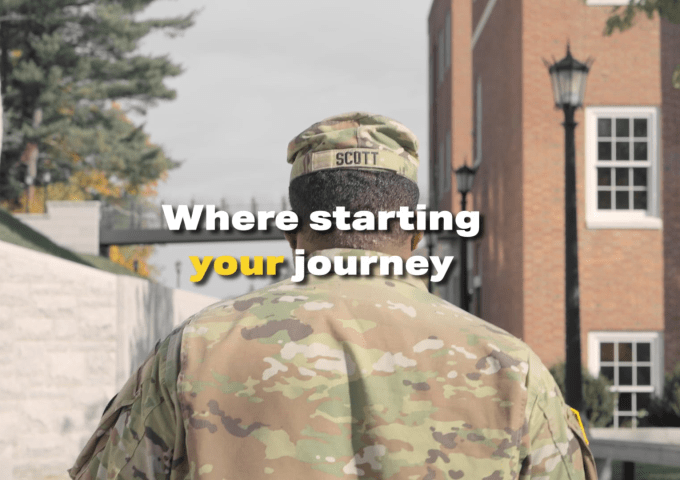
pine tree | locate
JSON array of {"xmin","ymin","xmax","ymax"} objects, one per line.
[{"xmin": 0, "ymin": 0, "xmax": 195, "ymax": 204}]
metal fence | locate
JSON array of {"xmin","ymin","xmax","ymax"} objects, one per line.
[{"xmin": 100, "ymin": 196, "xmax": 291, "ymax": 231}]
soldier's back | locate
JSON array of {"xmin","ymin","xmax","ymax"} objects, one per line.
[{"xmin": 179, "ymin": 249, "xmax": 590, "ymax": 479}]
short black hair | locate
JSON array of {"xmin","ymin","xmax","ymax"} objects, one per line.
[{"xmin": 289, "ymin": 169, "xmax": 420, "ymax": 249}]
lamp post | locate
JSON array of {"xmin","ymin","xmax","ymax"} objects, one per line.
[
  {"xmin": 24, "ymin": 175, "xmax": 33, "ymax": 212},
  {"xmin": 545, "ymin": 45, "xmax": 592, "ymax": 413},
  {"xmin": 42, "ymin": 171, "xmax": 51, "ymax": 213},
  {"xmin": 426, "ymin": 228, "xmax": 436, "ymax": 294},
  {"xmin": 455, "ymin": 164, "xmax": 476, "ymax": 312}
]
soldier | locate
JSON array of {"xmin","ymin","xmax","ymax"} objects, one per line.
[{"xmin": 70, "ymin": 112, "xmax": 597, "ymax": 479}]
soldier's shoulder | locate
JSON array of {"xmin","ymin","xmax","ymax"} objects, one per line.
[
  {"xmin": 183, "ymin": 278, "xmax": 312, "ymax": 326},
  {"xmin": 434, "ymin": 296, "xmax": 536, "ymax": 356},
  {"xmin": 427, "ymin": 296, "xmax": 557, "ymax": 392}
]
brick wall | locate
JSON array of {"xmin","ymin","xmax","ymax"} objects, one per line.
[
  {"xmin": 429, "ymin": 0, "xmax": 473, "ymax": 304},
  {"xmin": 450, "ymin": 0, "xmax": 472, "ymax": 185},
  {"xmin": 0, "ymin": 240, "xmax": 217, "ymax": 480},
  {"xmin": 429, "ymin": 0, "xmax": 453, "ymax": 213},
  {"xmin": 521, "ymin": 0, "xmax": 665, "ymax": 366},
  {"xmin": 466, "ymin": 0, "xmax": 668, "ymax": 368},
  {"xmin": 471, "ymin": 0, "xmax": 525, "ymax": 339},
  {"xmin": 429, "ymin": 0, "xmax": 472, "ymax": 210},
  {"xmin": 661, "ymin": 17, "xmax": 680, "ymax": 371}
]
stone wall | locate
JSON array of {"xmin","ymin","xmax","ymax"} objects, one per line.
[
  {"xmin": 0, "ymin": 240, "xmax": 217, "ymax": 480},
  {"xmin": 14, "ymin": 201, "xmax": 101, "ymax": 255}
]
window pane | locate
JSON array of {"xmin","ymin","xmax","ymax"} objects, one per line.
[
  {"xmin": 598, "ymin": 191, "xmax": 612, "ymax": 210},
  {"xmin": 619, "ymin": 392, "xmax": 632, "ymax": 411},
  {"xmin": 598, "ymin": 142, "xmax": 612, "ymax": 160},
  {"xmin": 633, "ymin": 118, "xmax": 647, "ymax": 137},
  {"xmin": 598, "ymin": 118, "xmax": 612, "ymax": 137},
  {"xmin": 616, "ymin": 118, "xmax": 630, "ymax": 137},
  {"xmin": 615, "ymin": 191, "xmax": 630, "ymax": 210},
  {"xmin": 638, "ymin": 392, "xmax": 651, "ymax": 411},
  {"xmin": 620, "ymin": 366, "xmax": 633, "ymax": 385},
  {"xmin": 615, "ymin": 168, "xmax": 629, "ymax": 186},
  {"xmin": 637, "ymin": 366, "xmax": 651, "ymax": 386},
  {"xmin": 633, "ymin": 191, "xmax": 647, "ymax": 210},
  {"xmin": 597, "ymin": 168, "xmax": 611, "ymax": 186},
  {"xmin": 619, "ymin": 343, "xmax": 633, "ymax": 361},
  {"xmin": 601, "ymin": 342, "xmax": 614, "ymax": 361},
  {"xmin": 633, "ymin": 168, "xmax": 647, "ymax": 186},
  {"xmin": 616, "ymin": 142, "xmax": 630, "ymax": 160},
  {"xmin": 637, "ymin": 343, "xmax": 651, "ymax": 362},
  {"xmin": 601, "ymin": 366, "xmax": 615, "ymax": 382},
  {"xmin": 619, "ymin": 416, "xmax": 634, "ymax": 428},
  {"xmin": 634, "ymin": 142, "xmax": 648, "ymax": 161}
]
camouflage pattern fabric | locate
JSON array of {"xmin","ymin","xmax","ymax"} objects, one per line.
[
  {"xmin": 70, "ymin": 248, "xmax": 596, "ymax": 479},
  {"xmin": 69, "ymin": 324, "xmax": 187, "ymax": 479},
  {"xmin": 287, "ymin": 112, "xmax": 420, "ymax": 183}
]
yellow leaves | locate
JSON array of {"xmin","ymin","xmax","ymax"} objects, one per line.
[
  {"xmin": 57, "ymin": 106, "xmax": 75, "ymax": 116},
  {"xmin": 2, "ymin": 187, "xmax": 47, "ymax": 214},
  {"xmin": 111, "ymin": 100, "xmax": 132, "ymax": 124},
  {"xmin": 10, "ymin": 49, "xmax": 22, "ymax": 59},
  {"xmin": 121, "ymin": 179, "xmax": 157, "ymax": 197},
  {"xmin": 0, "ymin": 182, "xmax": 84, "ymax": 213},
  {"xmin": 47, "ymin": 182, "xmax": 87, "ymax": 202},
  {"xmin": 72, "ymin": 170, "xmax": 122, "ymax": 197},
  {"xmin": 139, "ymin": 181, "xmax": 158, "ymax": 197},
  {"xmin": 108, "ymin": 244, "xmax": 156, "ymax": 278},
  {"xmin": 43, "ymin": 137, "xmax": 81, "ymax": 163}
]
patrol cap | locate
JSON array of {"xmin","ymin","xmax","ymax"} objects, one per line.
[{"xmin": 287, "ymin": 112, "xmax": 419, "ymax": 183}]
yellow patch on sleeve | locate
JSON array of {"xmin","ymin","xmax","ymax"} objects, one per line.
[{"xmin": 570, "ymin": 407, "xmax": 589, "ymax": 445}]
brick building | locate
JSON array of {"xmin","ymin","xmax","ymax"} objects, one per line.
[{"xmin": 428, "ymin": 0, "xmax": 680, "ymax": 427}]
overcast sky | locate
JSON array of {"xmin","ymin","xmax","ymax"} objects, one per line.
[{"xmin": 138, "ymin": 0, "xmax": 432, "ymax": 300}]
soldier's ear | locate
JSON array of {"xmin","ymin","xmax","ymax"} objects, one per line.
[
  {"xmin": 411, "ymin": 231, "xmax": 424, "ymax": 251},
  {"xmin": 284, "ymin": 232, "xmax": 297, "ymax": 250}
]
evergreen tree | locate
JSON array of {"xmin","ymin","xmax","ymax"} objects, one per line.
[{"xmin": 0, "ymin": 0, "xmax": 195, "ymax": 204}]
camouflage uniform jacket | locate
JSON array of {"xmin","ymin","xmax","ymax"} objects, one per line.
[{"xmin": 70, "ymin": 249, "xmax": 597, "ymax": 480}]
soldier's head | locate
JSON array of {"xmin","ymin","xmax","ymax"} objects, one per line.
[{"xmin": 285, "ymin": 112, "xmax": 422, "ymax": 257}]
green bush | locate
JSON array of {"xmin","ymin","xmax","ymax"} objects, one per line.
[
  {"xmin": 642, "ymin": 362, "xmax": 680, "ymax": 427},
  {"xmin": 549, "ymin": 363, "xmax": 616, "ymax": 427}
]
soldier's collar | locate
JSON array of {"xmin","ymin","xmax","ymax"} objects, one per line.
[{"xmin": 303, "ymin": 248, "xmax": 429, "ymax": 291}]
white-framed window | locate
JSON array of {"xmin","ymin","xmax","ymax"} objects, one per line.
[
  {"xmin": 585, "ymin": 106, "xmax": 661, "ymax": 229},
  {"xmin": 588, "ymin": 331, "xmax": 664, "ymax": 428}
]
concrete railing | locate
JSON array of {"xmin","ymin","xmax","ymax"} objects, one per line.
[{"xmin": 590, "ymin": 427, "xmax": 680, "ymax": 480}]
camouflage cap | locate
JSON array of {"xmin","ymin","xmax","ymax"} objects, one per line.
[{"xmin": 287, "ymin": 112, "xmax": 419, "ymax": 183}]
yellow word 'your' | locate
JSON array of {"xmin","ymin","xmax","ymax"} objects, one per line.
[{"xmin": 189, "ymin": 256, "xmax": 285, "ymax": 282}]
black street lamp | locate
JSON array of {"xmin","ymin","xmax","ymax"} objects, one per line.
[
  {"xmin": 545, "ymin": 45, "xmax": 592, "ymax": 413},
  {"xmin": 24, "ymin": 175, "xmax": 34, "ymax": 213},
  {"xmin": 42, "ymin": 171, "xmax": 51, "ymax": 213},
  {"xmin": 455, "ymin": 163, "xmax": 476, "ymax": 312}
]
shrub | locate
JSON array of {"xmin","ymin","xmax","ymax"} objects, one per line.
[
  {"xmin": 549, "ymin": 363, "xmax": 616, "ymax": 427},
  {"xmin": 642, "ymin": 362, "xmax": 680, "ymax": 427}
]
